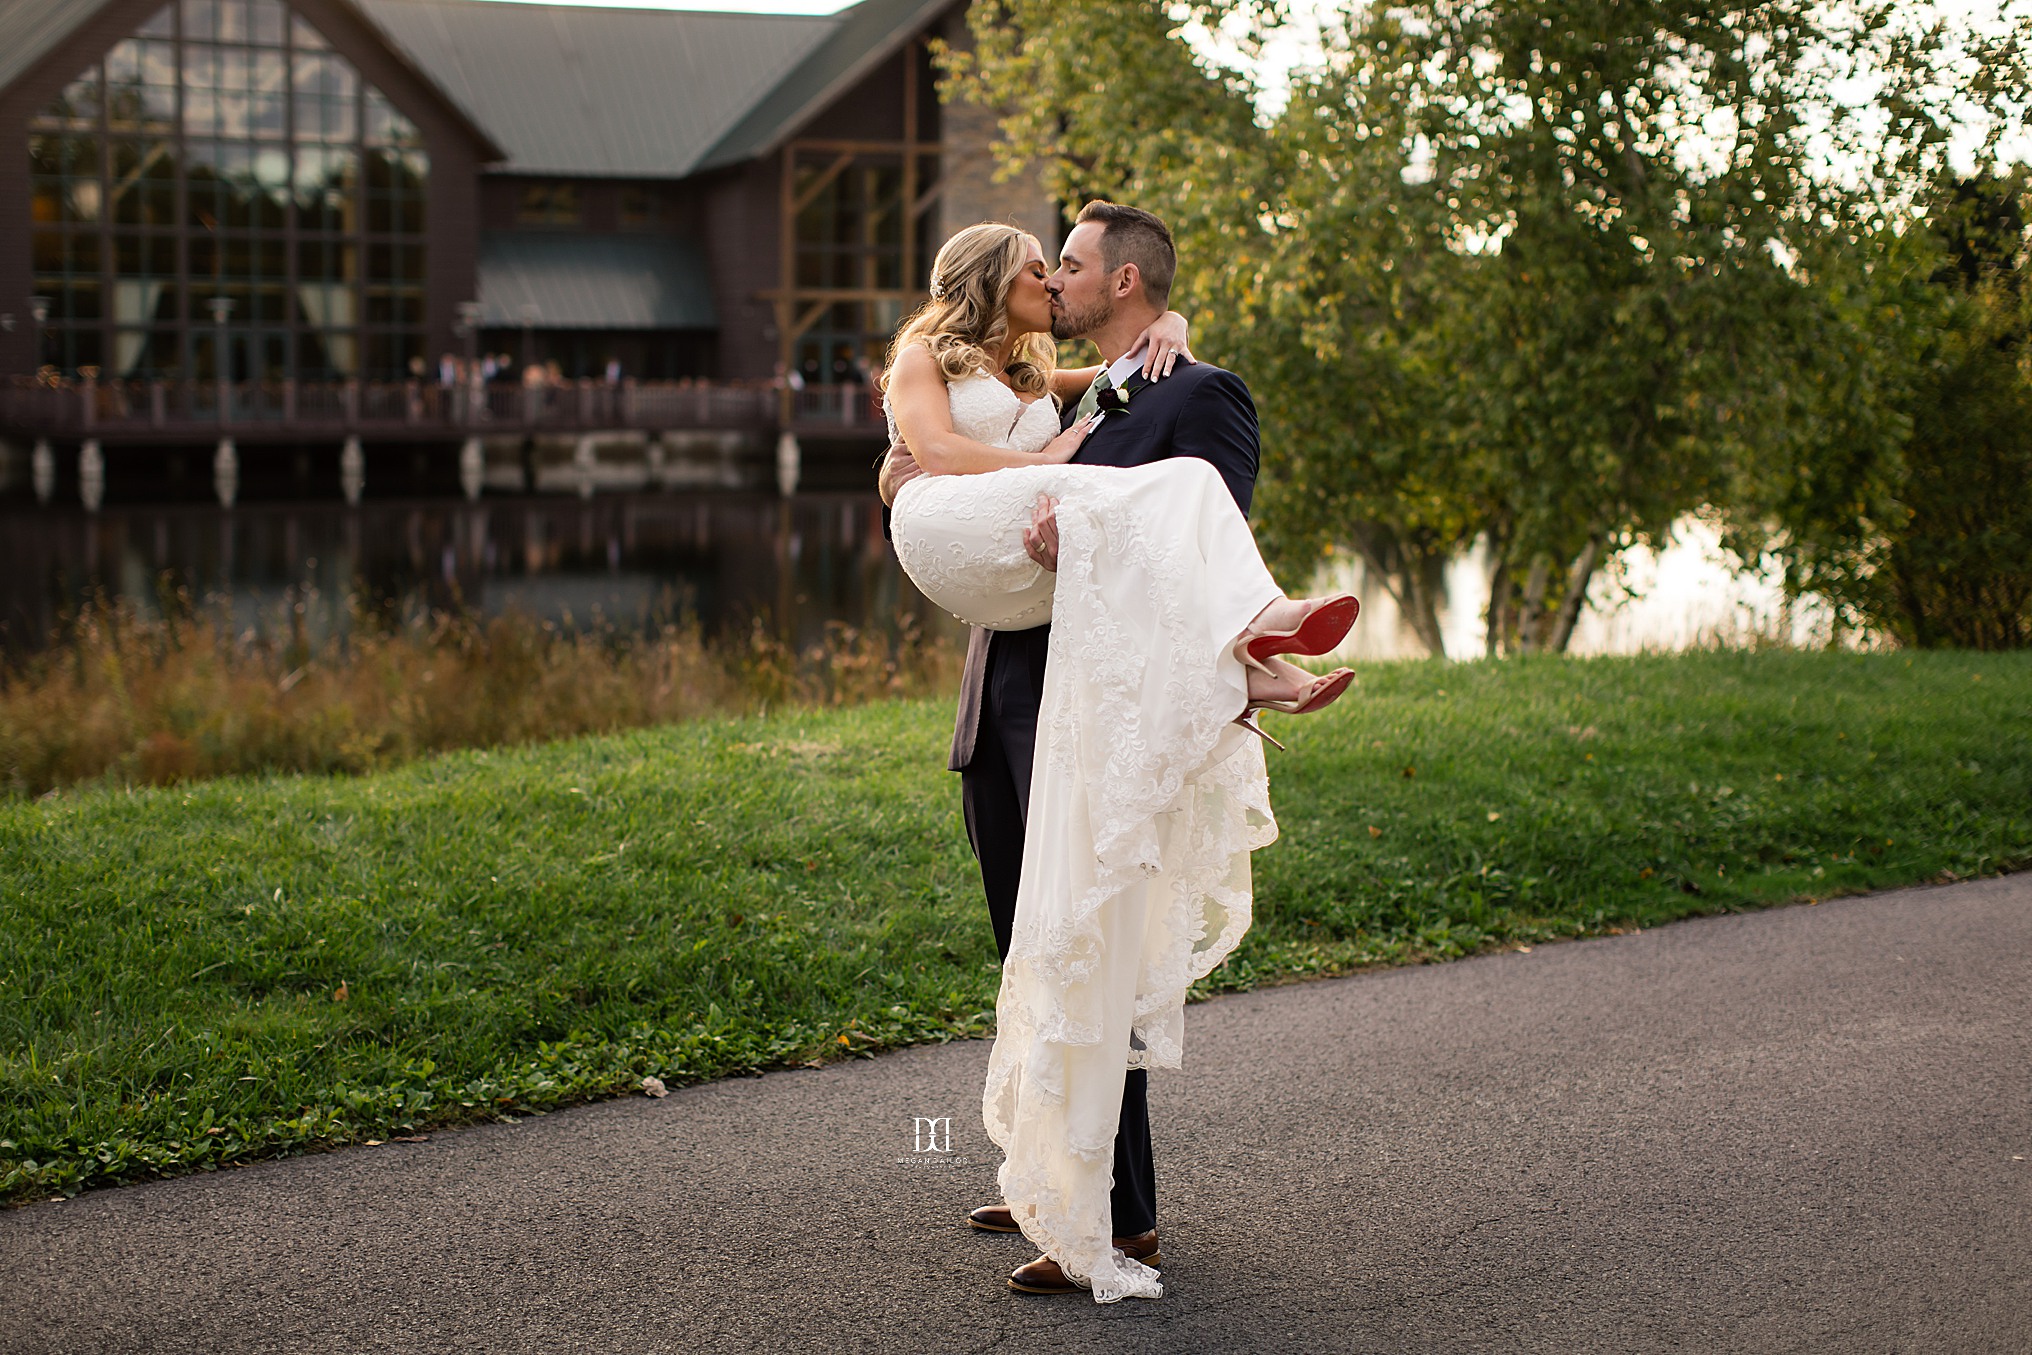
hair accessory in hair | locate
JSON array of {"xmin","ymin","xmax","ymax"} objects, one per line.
[{"xmin": 927, "ymin": 273, "xmax": 947, "ymax": 300}]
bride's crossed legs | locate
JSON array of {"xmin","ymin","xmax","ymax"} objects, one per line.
[
  {"xmin": 1021, "ymin": 482, "xmax": 1363, "ymax": 716},
  {"xmin": 1020, "ymin": 488, "xmax": 1359, "ymax": 731}
]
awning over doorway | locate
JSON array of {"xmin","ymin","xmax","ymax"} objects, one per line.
[{"xmin": 477, "ymin": 233, "xmax": 718, "ymax": 330}]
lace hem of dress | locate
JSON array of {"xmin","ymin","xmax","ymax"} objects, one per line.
[
  {"xmin": 994, "ymin": 478, "xmax": 1276, "ymax": 1055},
  {"xmin": 979, "ymin": 469, "xmax": 1279, "ymax": 1303},
  {"xmin": 998, "ymin": 1176, "xmax": 1165, "ymax": 1303}
]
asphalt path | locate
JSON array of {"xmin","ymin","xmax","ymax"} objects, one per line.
[{"xmin": 5, "ymin": 874, "xmax": 2029, "ymax": 1354}]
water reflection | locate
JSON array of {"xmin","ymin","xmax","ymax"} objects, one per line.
[
  {"xmin": 5, "ymin": 498, "xmax": 1834, "ymax": 662},
  {"xmin": 1320, "ymin": 517, "xmax": 1840, "ymax": 661},
  {"xmin": 3, "ymin": 492, "xmax": 952, "ymax": 655}
]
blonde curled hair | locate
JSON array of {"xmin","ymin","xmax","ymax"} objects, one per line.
[{"xmin": 883, "ymin": 223, "xmax": 1056, "ymax": 399}]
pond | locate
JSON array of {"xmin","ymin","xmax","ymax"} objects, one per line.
[
  {"xmin": 2, "ymin": 492, "xmax": 944, "ymax": 657},
  {"xmin": 1323, "ymin": 520, "xmax": 1838, "ymax": 662},
  {"xmin": 3, "ymin": 493, "xmax": 1831, "ymax": 662}
]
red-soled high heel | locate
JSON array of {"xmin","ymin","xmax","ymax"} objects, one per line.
[{"xmin": 1236, "ymin": 595, "xmax": 1360, "ymax": 675}]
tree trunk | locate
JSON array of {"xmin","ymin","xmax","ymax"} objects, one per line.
[
  {"xmin": 1485, "ymin": 551, "xmax": 1509, "ymax": 658},
  {"xmin": 1482, "ymin": 522, "xmax": 1512, "ymax": 658},
  {"xmin": 1402, "ymin": 549, "xmax": 1450, "ymax": 658},
  {"xmin": 1516, "ymin": 553, "xmax": 1552, "ymax": 653},
  {"xmin": 1349, "ymin": 522, "xmax": 1451, "ymax": 659},
  {"xmin": 1545, "ymin": 531, "xmax": 1605, "ymax": 653}
]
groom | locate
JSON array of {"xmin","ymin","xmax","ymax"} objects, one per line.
[{"xmin": 884, "ymin": 200, "xmax": 1262, "ymax": 1294}]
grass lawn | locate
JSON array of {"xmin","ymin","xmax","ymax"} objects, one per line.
[{"xmin": 4, "ymin": 649, "xmax": 2028, "ymax": 1202}]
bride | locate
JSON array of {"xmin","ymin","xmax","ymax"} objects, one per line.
[{"xmin": 883, "ymin": 222, "xmax": 1358, "ymax": 1302}]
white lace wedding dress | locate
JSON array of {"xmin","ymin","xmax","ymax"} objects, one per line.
[{"xmin": 889, "ymin": 369, "xmax": 1283, "ymax": 1303}]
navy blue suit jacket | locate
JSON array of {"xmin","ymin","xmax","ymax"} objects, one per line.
[
  {"xmin": 1061, "ymin": 362, "xmax": 1260, "ymax": 514},
  {"xmin": 947, "ymin": 362, "xmax": 1262, "ymax": 770}
]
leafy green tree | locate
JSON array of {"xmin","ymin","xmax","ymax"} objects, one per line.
[
  {"xmin": 948, "ymin": 0, "xmax": 2029, "ymax": 653},
  {"xmin": 1729, "ymin": 172, "xmax": 2032, "ymax": 649}
]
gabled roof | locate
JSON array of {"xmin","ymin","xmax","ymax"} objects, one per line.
[
  {"xmin": 0, "ymin": 0, "xmax": 154, "ymax": 98},
  {"xmin": 357, "ymin": 0, "xmax": 842, "ymax": 178},
  {"xmin": 2, "ymin": 0, "xmax": 954, "ymax": 180},
  {"xmin": 0, "ymin": 0, "xmax": 502, "ymax": 161},
  {"xmin": 695, "ymin": 0, "xmax": 951, "ymax": 171},
  {"xmin": 478, "ymin": 231, "xmax": 717, "ymax": 328}
]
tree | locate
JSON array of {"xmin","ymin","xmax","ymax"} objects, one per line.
[
  {"xmin": 1729, "ymin": 171, "xmax": 2032, "ymax": 649},
  {"xmin": 948, "ymin": 0, "xmax": 2030, "ymax": 654}
]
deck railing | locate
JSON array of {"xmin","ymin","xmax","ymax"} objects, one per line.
[{"xmin": 0, "ymin": 376, "xmax": 886, "ymax": 439}]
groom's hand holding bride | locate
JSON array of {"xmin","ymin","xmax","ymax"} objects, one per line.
[
  {"xmin": 878, "ymin": 441, "xmax": 921, "ymax": 505},
  {"xmin": 1023, "ymin": 494, "xmax": 1060, "ymax": 572}
]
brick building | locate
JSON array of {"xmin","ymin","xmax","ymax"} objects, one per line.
[{"xmin": 0, "ymin": 0, "xmax": 1057, "ymax": 500}]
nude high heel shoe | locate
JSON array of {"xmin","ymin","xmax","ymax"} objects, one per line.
[
  {"xmin": 1233, "ymin": 665, "xmax": 1356, "ymax": 750},
  {"xmin": 1236, "ymin": 594, "xmax": 1360, "ymax": 676}
]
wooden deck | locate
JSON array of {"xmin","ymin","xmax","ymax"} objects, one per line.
[{"xmin": 0, "ymin": 377, "xmax": 887, "ymax": 446}]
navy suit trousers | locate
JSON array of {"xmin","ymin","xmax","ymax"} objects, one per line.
[{"xmin": 959, "ymin": 623, "xmax": 1157, "ymax": 1237}]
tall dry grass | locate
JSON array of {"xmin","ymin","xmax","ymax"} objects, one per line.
[{"xmin": 0, "ymin": 593, "xmax": 958, "ymax": 796}]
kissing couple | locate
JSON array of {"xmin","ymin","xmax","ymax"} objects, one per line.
[{"xmin": 878, "ymin": 201, "xmax": 1360, "ymax": 1301}]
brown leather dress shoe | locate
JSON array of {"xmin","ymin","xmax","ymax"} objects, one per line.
[
  {"xmin": 968, "ymin": 1204, "xmax": 1019, "ymax": 1233},
  {"xmin": 1115, "ymin": 1229, "xmax": 1162, "ymax": 1265},
  {"xmin": 1008, "ymin": 1255, "xmax": 1083, "ymax": 1294},
  {"xmin": 1006, "ymin": 1232, "xmax": 1163, "ymax": 1294}
]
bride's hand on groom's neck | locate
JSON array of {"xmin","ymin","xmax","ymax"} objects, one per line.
[{"xmin": 1129, "ymin": 311, "xmax": 1196, "ymax": 382}]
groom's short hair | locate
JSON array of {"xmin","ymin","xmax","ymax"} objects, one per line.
[{"xmin": 1074, "ymin": 201, "xmax": 1176, "ymax": 306}]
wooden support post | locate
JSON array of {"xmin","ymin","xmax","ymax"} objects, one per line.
[
  {"xmin": 792, "ymin": 152, "xmax": 857, "ymax": 214},
  {"xmin": 901, "ymin": 41, "xmax": 919, "ymax": 292},
  {"xmin": 778, "ymin": 146, "xmax": 798, "ymax": 427}
]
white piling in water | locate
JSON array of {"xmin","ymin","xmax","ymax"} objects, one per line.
[
  {"xmin": 79, "ymin": 439, "xmax": 104, "ymax": 512},
  {"xmin": 645, "ymin": 434, "xmax": 666, "ymax": 490},
  {"xmin": 341, "ymin": 436, "xmax": 364, "ymax": 506},
  {"xmin": 213, "ymin": 438, "xmax": 238, "ymax": 508},
  {"xmin": 459, "ymin": 437, "xmax": 484, "ymax": 502},
  {"xmin": 32, "ymin": 439, "xmax": 54, "ymax": 504},
  {"xmin": 775, "ymin": 431, "xmax": 800, "ymax": 497}
]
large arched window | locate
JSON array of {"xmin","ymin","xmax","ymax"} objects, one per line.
[{"xmin": 27, "ymin": 0, "xmax": 428, "ymax": 382}]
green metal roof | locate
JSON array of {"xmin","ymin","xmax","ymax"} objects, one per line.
[
  {"xmin": 0, "ymin": 0, "xmax": 117, "ymax": 100},
  {"xmin": 357, "ymin": 0, "xmax": 840, "ymax": 177},
  {"xmin": 0, "ymin": 0, "xmax": 505, "ymax": 160},
  {"xmin": 2, "ymin": 0, "xmax": 957, "ymax": 178},
  {"xmin": 478, "ymin": 231, "xmax": 718, "ymax": 329},
  {"xmin": 696, "ymin": 0, "xmax": 953, "ymax": 171}
]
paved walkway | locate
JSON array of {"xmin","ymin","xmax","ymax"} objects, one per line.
[{"xmin": 6, "ymin": 875, "xmax": 2029, "ymax": 1354}]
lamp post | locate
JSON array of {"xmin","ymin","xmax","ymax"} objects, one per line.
[
  {"xmin": 206, "ymin": 295, "xmax": 233, "ymax": 419},
  {"xmin": 29, "ymin": 296, "xmax": 51, "ymax": 374}
]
